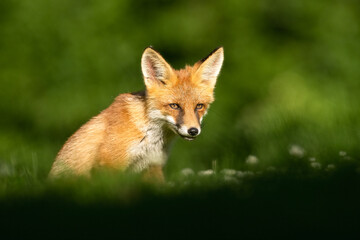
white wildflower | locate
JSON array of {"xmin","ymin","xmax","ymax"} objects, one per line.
[
  {"xmin": 309, "ymin": 157, "xmax": 316, "ymax": 162},
  {"xmin": 245, "ymin": 155, "xmax": 258, "ymax": 165},
  {"xmin": 198, "ymin": 169, "xmax": 215, "ymax": 176},
  {"xmin": 244, "ymin": 171, "xmax": 254, "ymax": 176},
  {"xmin": 181, "ymin": 168, "xmax": 195, "ymax": 177},
  {"xmin": 224, "ymin": 175, "xmax": 239, "ymax": 184},
  {"xmin": 289, "ymin": 144, "xmax": 305, "ymax": 158},
  {"xmin": 220, "ymin": 169, "xmax": 237, "ymax": 176},
  {"xmin": 310, "ymin": 162, "xmax": 321, "ymax": 169},
  {"xmin": 325, "ymin": 164, "xmax": 335, "ymax": 171},
  {"xmin": 339, "ymin": 151, "xmax": 352, "ymax": 161},
  {"xmin": 236, "ymin": 171, "xmax": 245, "ymax": 178},
  {"xmin": 339, "ymin": 151, "xmax": 347, "ymax": 157},
  {"xmin": 236, "ymin": 171, "xmax": 254, "ymax": 178}
]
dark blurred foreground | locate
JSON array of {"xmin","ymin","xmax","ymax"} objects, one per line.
[
  {"xmin": 1, "ymin": 1, "xmax": 360, "ymax": 239},
  {"xmin": 1, "ymin": 167, "xmax": 359, "ymax": 239},
  {"xmin": 1, "ymin": 0, "xmax": 360, "ymax": 173}
]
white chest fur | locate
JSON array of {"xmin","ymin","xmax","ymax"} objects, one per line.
[{"xmin": 128, "ymin": 121, "xmax": 171, "ymax": 172}]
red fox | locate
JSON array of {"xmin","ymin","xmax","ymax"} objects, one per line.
[{"xmin": 49, "ymin": 47, "xmax": 224, "ymax": 180}]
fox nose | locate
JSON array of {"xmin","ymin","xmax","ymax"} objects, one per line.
[{"xmin": 188, "ymin": 128, "xmax": 199, "ymax": 136}]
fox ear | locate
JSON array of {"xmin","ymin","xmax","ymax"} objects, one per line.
[
  {"xmin": 194, "ymin": 47, "xmax": 224, "ymax": 87},
  {"xmin": 141, "ymin": 47, "xmax": 175, "ymax": 87}
]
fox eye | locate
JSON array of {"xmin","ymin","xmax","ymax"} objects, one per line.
[
  {"xmin": 196, "ymin": 104, "xmax": 204, "ymax": 110},
  {"xmin": 169, "ymin": 103, "xmax": 180, "ymax": 110}
]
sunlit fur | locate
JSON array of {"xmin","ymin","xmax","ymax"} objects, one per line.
[
  {"xmin": 146, "ymin": 65, "xmax": 215, "ymax": 138},
  {"xmin": 49, "ymin": 47, "xmax": 223, "ymax": 179}
]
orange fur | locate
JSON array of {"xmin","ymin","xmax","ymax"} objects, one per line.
[
  {"xmin": 142, "ymin": 165, "xmax": 165, "ymax": 183},
  {"xmin": 49, "ymin": 47, "xmax": 224, "ymax": 179}
]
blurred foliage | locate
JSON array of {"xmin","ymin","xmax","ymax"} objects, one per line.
[{"xmin": 0, "ymin": 0, "xmax": 360, "ymax": 177}]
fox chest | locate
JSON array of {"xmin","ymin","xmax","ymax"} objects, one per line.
[{"xmin": 127, "ymin": 126, "xmax": 170, "ymax": 172}]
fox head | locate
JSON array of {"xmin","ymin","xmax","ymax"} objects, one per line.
[{"xmin": 141, "ymin": 47, "xmax": 224, "ymax": 140}]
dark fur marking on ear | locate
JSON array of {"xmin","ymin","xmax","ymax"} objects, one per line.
[
  {"xmin": 131, "ymin": 90, "xmax": 146, "ymax": 98},
  {"xmin": 143, "ymin": 45, "xmax": 154, "ymax": 51},
  {"xmin": 199, "ymin": 46, "xmax": 223, "ymax": 63},
  {"xmin": 143, "ymin": 46, "xmax": 163, "ymax": 55}
]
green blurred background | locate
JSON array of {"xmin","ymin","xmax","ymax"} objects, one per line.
[
  {"xmin": 0, "ymin": 0, "xmax": 359, "ymax": 178},
  {"xmin": 1, "ymin": 1, "xmax": 360, "ymax": 238}
]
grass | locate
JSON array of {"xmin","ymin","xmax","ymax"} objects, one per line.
[
  {"xmin": 1, "ymin": 0, "xmax": 360, "ymax": 238},
  {"xmin": 0, "ymin": 150, "xmax": 360, "ymax": 239}
]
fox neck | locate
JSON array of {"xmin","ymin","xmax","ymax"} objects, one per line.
[
  {"xmin": 144, "ymin": 91, "xmax": 177, "ymax": 146},
  {"xmin": 146, "ymin": 111, "xmax": 176, "ymax": 144},
  {"xmin": 129, "ymin": 119, "xmax": 175, "ymax": 172},
  {"xmin": 129, "ymin": 102, "xmax": 176, "ymax": 172}
]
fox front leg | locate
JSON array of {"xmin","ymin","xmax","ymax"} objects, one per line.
[{"xmin": 142, "ymin": 165, "xmax": 165, "ymax": 183}]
